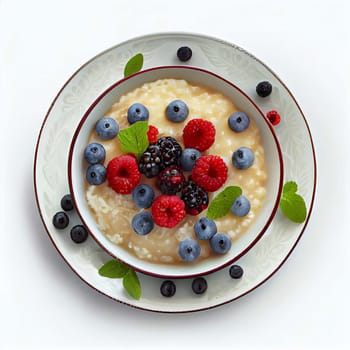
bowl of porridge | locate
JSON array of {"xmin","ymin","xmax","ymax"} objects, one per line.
[{"xmin": 68, "ymin": 66, "xmax": 284, "ymax": 278}]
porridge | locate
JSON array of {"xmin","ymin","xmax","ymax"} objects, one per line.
[{"xmin": 84, "ymin": 78, "xmax": 267, "ymax": 265}]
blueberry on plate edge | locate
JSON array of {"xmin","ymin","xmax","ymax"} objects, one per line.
[
  {"xmin": 160, "ymin": 280, "xmax": 176, "ymax": 297},
  {"xmin": 52, "ymin": 211, "xmax": 69, "ymax": 229},
  {"xmin": 70, "ymin": 225, "xmax": 88, "ymax": 243}
]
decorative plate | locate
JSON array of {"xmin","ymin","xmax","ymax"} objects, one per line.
[{"xmin": 34, "ymin": 32, "xmax": 316, "ymax": 313}]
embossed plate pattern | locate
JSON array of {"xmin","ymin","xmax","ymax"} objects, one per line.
[{"xmin": 34, "ymin": 33, "xmax": 316, "ymax": 313}]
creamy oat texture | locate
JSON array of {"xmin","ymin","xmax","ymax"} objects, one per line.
[{"xmin": 86, "ymin": 79, "xmax": 267, "ymax": 264}]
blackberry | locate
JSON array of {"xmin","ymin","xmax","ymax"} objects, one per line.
[
  {"xmin": 138, "ymin": 144, "xmax": 162, "ymax": 178},
  {"xmin": 156, "ymin": 136, "xmax": 182, "ymax": 167},
  {"xmin": 181, "ymin": 180, "xmax": 209, "ymax": 215},
  {"xmin": 158, "ymin": 165, "xmax": 185, "ymax": 195}
]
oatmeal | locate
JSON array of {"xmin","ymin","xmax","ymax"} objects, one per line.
[{"xmin": 85, "ymin": 79, "xmax": 267, "ymax": 264}]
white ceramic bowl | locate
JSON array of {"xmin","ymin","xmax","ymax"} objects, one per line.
[{"xmin": 68, "ymin": 66, "xmax": 284, "ymax": 278}]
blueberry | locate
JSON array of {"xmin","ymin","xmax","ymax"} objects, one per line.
[
  {"xmin": 70, "ymin": 225, "xmax": 88, "ymax": 243},
  {"xmin": 178, "ymin": 238, "xmax": 201, "ymax": 262},
  {"xmin": 210, "ymin": 233, "xmax": 232, "ymax": 254},
  {"xmin": 256, "ymin": 81, "xmax": 272, "ymax": 97},
  {"xmin": 177, "ymin": 46, "xmax": 192, "ymax": 62},
  {"xmin": 231, "ymin": 195, "xmax": 251, "ymax": 217},
  {"xmin": 232, "ymin": 147, "xmax": 254, "ymax": 169},
  {"xmin": 165, "ymin": 100, "xmax": 189, "ymax": 123},
  {"xmin": 229, "ymin": 265, "xmax": 244, "ymax": 279},
  {"xmin": 132, "ymin": 184, "xmax": 155, "ymax": 209},
  {"xmin": 180, "ymin": 148, "xmax": 201, "ymax": 171},
  {"xmin": 95, "ymin": 117, "xmax": 119, "ymax": 140},
  {"xmin": 84, "ymin": 142, "xmax": 106, "ymax": 165},
  {"xmin": 52, "ymin": 211, "xmax": 69, "ymax": 229},
  {"xmin": 228, "ymin": 112, "xmax": 250, "ymax": 132},
  {"xmin": 127, "ymin": 103, "xmax": 149, "ymax": 124},
  {"xmin": 160, "ymin": 280, "xmax": 176, "ymax": 297},
  {"xmin": 192, "ymin": 277, "xmax": 207, "ymax": 295},
  {"xmin": 194, "ymin": 217, "xmax": 217, "ymax": 240},
  {"xmin": 86, "ymin": 164, "xmax": 107, "ymax": 185},
  {"xmin": 131, "ymin": 212, "xmax": 154, "ymax": 235},
  {"xmin": 60, "ymin": 194, "xmax": 74, "ymax": 211}
]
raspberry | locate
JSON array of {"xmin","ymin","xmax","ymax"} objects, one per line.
[
  {"xmin": 181, "ymin": 180, "xmax": 209, "ymax": 215},
  {"xmin": 107, "ymin": 155, "xmax": 141, "ymax": 194},
  {"xmin": 192, "ymin": 155, "xmax": 228, "ymax": 192},
  {"xmin": 152, "ymin": 195, "xmax": 186, "ymax": 228},
  {"xmin": 158, "ymin": 165, "xmax": 185, "ymax": 195},
  {"xmin": 266, "ymin": 110, "xmax": 281, "ymax": 126},
  {"xmin": 147, "ymin": 125, "xmax": 159, "ymax": 144},
  {"xmin": 183, "ymin": 118, "xmax": 216, "ymax": 152}
]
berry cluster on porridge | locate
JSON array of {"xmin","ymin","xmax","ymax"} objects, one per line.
[{"xmin": 83, "ymin": 78, "xmax": 267, "ymax": 265}]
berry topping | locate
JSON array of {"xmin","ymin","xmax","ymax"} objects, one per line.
[
  {"xmin": 138, "ymin": 143, "xmax": 162, "ymax": 178},
  {"xmin": 229, "ymin": 265, "xmax": 244, "ymax": 279},
  {"xmin": 228, "ymin": 111, "xmax": 250, "ymax": 133},
  {"xmin": 132, "ymin": 184, "xmax": 155, "ymax": 209},
  {"xmin": 139, "ymin": 136, "xmax": 182, "ymax": 178},
  {"xmin": 192, "ymin": 277, "xmax": 208, "ymax": 294},
  {"xmin": 157, "ymin": 136, "xmax": 182, "ymax": 167},
  {"xmin": 160, "ymin": 280, "xmax": 176, "ymax": 297},
  {"xmin": 60, "ymin": 194, "xmax": 74, "ymax": 211},
  {"xmin": 232, "ymin": 147, "xmax": 254, "ymax": 169},
  {"xmin": 70, "ymin": 225, "xmax": 88, "ymax": 243},
  {"xmin": 266, "ymin": 110, "xmax": 281, "ymax": 126},
  {"xmin": 177, "ymin": 46, "xmax": 192, "ymax": 62},
  {"xmin": 95, "ymin": 117, "xmax": 119, "ymax": 140},
  {"xmin": 210, "ymin": 233, "xmax": 232, "ymax": 254},
  {"xmin": 158, "ymin": 165, "xmax": 185, "ymax": 195},
  {"xmin": 192, "ymin": 155, "xmax": 228, "ymax": 192},
  {"xmin": 181, "ymin": 180, "xmax": 209, "ymax": 215},
  {"xmin": 183, "ymin": 118, "xmax": 216, "ymax": 152},
  {"xmin": 256, "ymin": 81, "xmax": 272, "ymax": 97},
  {"xmin": 165, "ymin": 100, "xmax": 189, "ymax": 123},
  {"xmin": 194, "ymin": 217, "xmax": 217, "ymax": 240},
  {"xmin": 107, "ymin": 155, "xmax": 141, "ymax": 194},
  {"xmin": 179, "ymin": 148, "xmax": 201, "ymax": 171},
  {"xmin": 84, "ymin": 142, "xmax": 106, "ymax": 165},
  {"xmin": 178, "ymin": 238, "xmax": 201, "ymax": 262},
  {"xmin": 151, "ymin": 195, "xmax": 186, "ymax": 228},
  {"xmin": 52, "ymin": 211, "xmax": 69, "ymax": 229},
  {"xmin": 231, "ymin": 195, "xmax": 251, "ymax": 217},
  {"xmin": 127, "ymin": 103, "xmax": 149, "ymax": 124},
  {"xmin": 86, "ymin": 164, "xmax": 107, "ymax": 185},
  {"xmin": 147, "ymin": 125, "xmax": 159, "ymax": 143},
  {"xmin": 131, "ymin": 212, "xmax": 154, "ymax": 235}
]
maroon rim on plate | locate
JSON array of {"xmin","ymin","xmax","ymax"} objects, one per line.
[{"xmin": 67, "ymin": 65, "xmax": 284, "ymax": 279}]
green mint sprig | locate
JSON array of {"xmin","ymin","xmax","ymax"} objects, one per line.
[
  {"xmin": 98, "ymin": 260, "xmax": 141, "ymax": 300},
  {"xmin": 117, "ymin": 121, "xmax": 149, "ymax": 158},
  {"xmin": 279, "ymin": 181, "xmax": 307, "ymax": 223},
  {"xmin": 206, "ymin": 186, "xmax": 242, "ymax": 219},
  {"xmin": 124, "ymin": 53, "xmax": 144, "ymax": 77}
]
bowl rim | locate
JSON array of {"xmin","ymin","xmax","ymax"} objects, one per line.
[{"xmin": 67, "ymin": 65, "xmax": 284, "ymax": 279}]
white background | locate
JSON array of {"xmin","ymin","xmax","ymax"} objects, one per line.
[{"xmin": 1, "ymin": 0, "xmax": 349, "ymax": 349}]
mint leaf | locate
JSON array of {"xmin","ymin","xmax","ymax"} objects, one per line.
[
  {"xmin": 98, "ymin": 260, "xmax": 130, "ymax": 278},
  {"xmin": 283, "ymin": 181, "xmax": 298, "ymax": 194},
  {"xmin": 117, "ymin": 121, "xmax": 149, "ymax": 158},
  {"xmin": 123, "ymin": 269, "xmax": 141, "ymax": 300},
  {"xmin": 279, "ymin": 181, "xmax": 307, "ymax": 223},
  {"xmin": 124, "ymin": 53, "xmax": 144, "ymax": 77},
  {"xmin": 206, "ymin": 186, "xmax": 242, "ymax": 219}
]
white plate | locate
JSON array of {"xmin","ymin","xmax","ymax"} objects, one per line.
[{"xmin": 34, "ymin": 32, "xmax": 316, "ymax": 313}]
